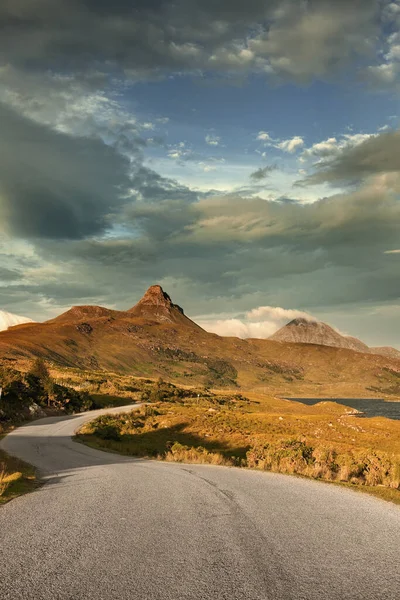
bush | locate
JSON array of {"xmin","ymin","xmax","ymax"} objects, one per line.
[
  {"xmin": 0, "ymin": 365, "xmax": 95, "ymax": 423},
  {"xmin": 246, "ymin": 438, "xmax": 400, "ymax": 490},
  {"xmin": 93, "ymin": 424, "xmax": 121, "ymax": 441}
]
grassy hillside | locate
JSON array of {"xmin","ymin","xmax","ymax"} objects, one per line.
[
  {"xmin": 1, "ymin": 315, "xmax": 399, "ymax": 400},
  {"xmin": 77, "ymin": 386, "xmax": 400, "ymax": 504}
]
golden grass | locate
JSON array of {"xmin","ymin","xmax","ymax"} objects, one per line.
[
  {"xmin": 0, "ymin": 448, "xmax": 38, "ymax": 505},
  {"xmin": 77, "ymin": 393, "xmax": 400, "ymax": 504},
  {"xmin": 0, "ymin": 430, "xmax": 39, "ymax": 505}
]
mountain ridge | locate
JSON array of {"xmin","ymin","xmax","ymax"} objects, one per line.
[{"xmin": 0, "ymin": 286, "xmax": 399, "ymax": 398}]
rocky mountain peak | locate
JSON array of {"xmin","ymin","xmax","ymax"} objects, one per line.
[
  {"xmin": 287, "ymin": 317, "xmax": 317, "ymax": 327},
  {"xmin": 136, "ymin": 285, "xmax": 184, "ymax": 313},
  {"xmin": 128, "ymin": 285, "xmax": 185, "ymax": 320}
]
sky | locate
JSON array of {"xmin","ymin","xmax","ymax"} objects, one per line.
[{"xmin": 0, "ymin": 0, "xmax": 399, "ymax": 348}]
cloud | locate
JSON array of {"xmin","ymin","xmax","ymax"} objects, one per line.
[
  {"xmin": 384, "ymin": 249, "xmax": 400, "ymax": 254},
  {"xmin": 257, "ymin": 132, "xmax": 305, "ymax": 153},
  {"xmin": 247, "ymin": 306, "xmax": 315, "ymax": 321},
  {"xmin": 362, "ymin": 2, "xmax": 400, "ymax": 90},
  {"xmin": 22, "ymin": 171, "xmax": 398, "ymax": 323},
  {"xmin": 198, "ymin": 305, "xmax": 316, "ymax": 339},
  {"xmin": 0, "ymin": 267, "xmax": 22, "ymax": 282},
  {"xmin": 0, "ymin": 102, "xmax": 132, "ymax": 240},
  {"xmin": 250, "ymin": 165, "xmax": 277, "ymax": 180},
  {"xmin": 0, "ymin": 0, "xmax": 382, "ymax": 84},
  {"xmin": 276, "ymin": 136, "xmax": 304, "ymax": 153},
  {"xmin": 300, "ymin": 129, "xmax": 400, "ymax": 185},
  {"xmin": 205, "ymin": 134, "xmax": 221, "ymax": 146},
  {"xmin": 257, "ymin": 131, "xmax": 271, "ymax": 141},
  {"xmin": 198, "ymin": 318, "xmax": 279, "ymax": 339}
]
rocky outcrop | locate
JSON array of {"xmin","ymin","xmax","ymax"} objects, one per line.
[{"xmin": 128, "ymin": 285, "xmax": 188, "ymax": 324}]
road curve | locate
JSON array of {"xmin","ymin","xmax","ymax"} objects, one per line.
[{"xmin": 1, "ymin": 407, "xmax": 399, "ymax": 600}]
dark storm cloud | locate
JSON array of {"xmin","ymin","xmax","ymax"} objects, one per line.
[
  {"xmin": 0, "ymin": 1, "xmax": 379, "ymax": 82},
  {"xmin": 0, "ymin": 102, "xmax": 132, "ymax": 239}
]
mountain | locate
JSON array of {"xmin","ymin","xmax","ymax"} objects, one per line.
[
  {"xmin": 269, "ymin": 318, "xmax": 400, "ymax": 359},
  {"xmin": 0, "ymin": 286, "xmax": 399, "ymax": 397},
  {"xmin": 269, "ymin": 318, "xmax": 370, "ymax": 353},
  {"xmin": 370, "ymin": 346, "xmax": 400, "ymax": 360},
  {"xmin": 127, "ymin": 285, "xmax": 202, "ymax": 330},
  {"xmin": 0, "ymin": 310, "xmax": 33, "ymax": 332}
]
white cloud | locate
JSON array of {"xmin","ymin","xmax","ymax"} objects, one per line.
[
  {"xmin": 199, "ymin": 163, "xmax": 217, "ymax": 172},
  {"xmin": 198, "ymin": 318, "xmax": 279, "ymax": 339},
  {"xmin": 257, "ymin": 131, "xmax": 271, "ymax": 141},
  {"xmin": 362, "ymin": 5, "xmax": 400, "ymax": 90},
  {"xmin": 301, "ymin": 131, "xmax": 378, "ymax": 164},
  {"xmin": 198, "ymin": 305, "xmax": 317, "ymax": 339},
  {"xmin": 384, "ymin": 249, "xmax": 400, "ymax": 254},
  {"xmin": 246, "ymin": 306, "xmax": 315, "ymax": 321},
  {"xmin": 257, "ymin": 131, "xmax": 304, "ymax": 153},
  {"xmin": 276, "ymin": 136, "xmax": 304, "ymax": 153},
  {"xmin": 167, "ymin": 142, "xmax": 191, "ymax": 161},
  {"xmin": 304, "ymin": 137, "xmax": 339, "ymax": 157},
  {"xmin": 205, "ymin": 134, "xmax": 221, "ymax": 146}
]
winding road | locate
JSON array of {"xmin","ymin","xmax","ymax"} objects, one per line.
[{"xmin": 1, "ymin": 407, "xmax": 399, "ymax": 600}]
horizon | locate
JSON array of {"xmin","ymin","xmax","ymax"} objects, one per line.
[{"xmin": 0, "ymin": 1, "xmax": 399, "ymax": 349}]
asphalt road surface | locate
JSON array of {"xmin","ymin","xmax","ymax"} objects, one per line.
[{"xmin": 1, "ymin": 407, "xmax": 399, "ymax": 600}]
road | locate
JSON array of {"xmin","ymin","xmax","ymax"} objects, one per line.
[{"xmin": 1, "ymin": 407, "xmax": 399, "ymax": 600}]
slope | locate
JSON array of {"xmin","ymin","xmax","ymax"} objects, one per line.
[{"xmin": 0, "ymin": 286, "xmax": 399, "ymax": 398}]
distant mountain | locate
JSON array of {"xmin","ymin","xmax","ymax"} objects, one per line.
[
  {"xmin": 0, "ymin": 310, "xmax": 33, "ymax": 332},
  {"xmin": 269, "ymin": 317, "xmax": 370, "ymax": 353},
  {"xmin": 0, "ymin": 287, "xmax": 399, "ymax": 397},
  {"xmin": 370, "ymin": 346, "xmax": 400, "ymax": 360}
]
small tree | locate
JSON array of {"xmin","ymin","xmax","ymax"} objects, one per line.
[
  {"xmin": 29, "ymin": 358, "xmax": 50, "ymax": 383},
  {"xmin": 29, "ymin": 358, "xmax": 52, "ymax": 407}
]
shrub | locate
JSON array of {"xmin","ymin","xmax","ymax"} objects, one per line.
[
  {"xmin": 29, "ymin": 358, "xmax": 50, "ymax": 383},
  {"xmin": 93, "ymin": 424, "xmax": 121, "ymax": 441}
]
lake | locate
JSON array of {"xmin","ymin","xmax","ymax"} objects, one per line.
[{"xmin": 282, "ymin": 397, "xmax": 400, "ymax": 420}]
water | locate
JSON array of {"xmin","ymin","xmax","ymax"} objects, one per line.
[{"xmin": 283, "ymin": 397, "xmax": 400, "ymax": 420}]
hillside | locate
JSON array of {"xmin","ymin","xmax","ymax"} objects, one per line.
[
  {"xmin": 0, "ymin": 286, "xmax": 399, "ymax": 398},
  {"xmin": 370, "ymin": 346, "xmax": 400, "ymax": 360}
]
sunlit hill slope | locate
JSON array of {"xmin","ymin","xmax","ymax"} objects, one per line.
[{"xmin": 0, "ymin": 285, "xmax": 399, "ymax": 398}]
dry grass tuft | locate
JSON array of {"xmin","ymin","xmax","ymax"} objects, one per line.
[
  {"xmin": 0, "ymin": 462, "xmax": 9, "ymax": 497},
  {"xmin": 0, "ymin": 448, "xmax": 38, "ymax": 505}
]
